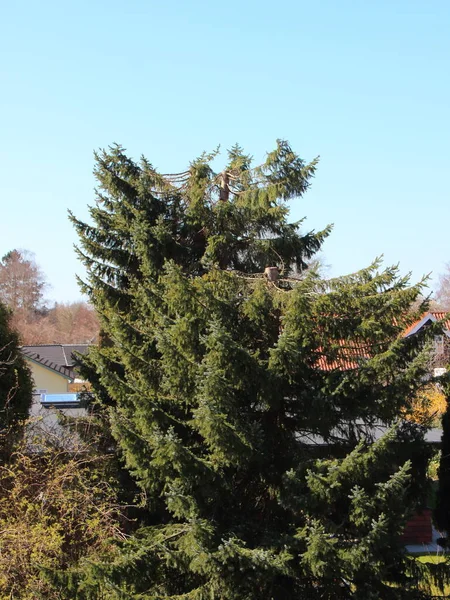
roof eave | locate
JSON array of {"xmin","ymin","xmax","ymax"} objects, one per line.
[{"xmin": 22, "ymin": 355, "xmax": 74, "ymax": 381}]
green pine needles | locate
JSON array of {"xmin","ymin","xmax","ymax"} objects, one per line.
[
  {"xmin": 0, "ymin": 301, "xmax": 33, "ymax": 457},
  {"xmin": 69, "ymin": 141, "xmax": 441, "ymax": 598}
]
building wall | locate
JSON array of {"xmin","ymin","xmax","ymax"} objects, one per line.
[
  {"xmin": 23, "ymin": 360, "xmax": 89, "ymax": 446},
  {"xmin": 433, "ymin": 334, "xmax": 450, "ymax": 368},
  {"xmin": 401, "ymin": 509, "xmax": 433, "ymax": 545},
  {"xmin": 26, "ymin": 361, "xmax": 71, "ymax": 420},
  {"xmin": 26, "ymin": 361, "xmax": 71, "ymax": 395}
]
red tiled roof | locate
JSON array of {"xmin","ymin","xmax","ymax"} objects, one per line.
[
  {"xmin": 431, "ymin": 311, "xmax": 450, "ymax": 331},
  {"xmin": 316, "ymin": 311, "xmax": 449, "ymax": 372},
  {"xmin": 315, "ymin": 339, "xmax": 373, "ymax": 372}
]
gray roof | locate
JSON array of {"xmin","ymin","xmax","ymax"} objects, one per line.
[
  {"xmin": 296, "ymin": 421, "xmax": 442, "ymax": 446},
  {"xmin": 21, "ymin": 344, "xmax": 90, "ymax": 380}
]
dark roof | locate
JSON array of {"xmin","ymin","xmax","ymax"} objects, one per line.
[
  {"xmin": 21, "ymin": 344, "xmax": 90, "ymax": 380},
  {"xmin": 403, "ymin": 311, "xmax": 450, "ymax": 337}
]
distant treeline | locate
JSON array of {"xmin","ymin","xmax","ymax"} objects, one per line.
[{"xmin": 0, "ymin": 249, "xmax": 99, "ymax": 344}]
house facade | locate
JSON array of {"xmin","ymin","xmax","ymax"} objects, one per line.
[
  {"xmin": 21, "ymin": 344, "xmax": 91, "ymax": 438},
  {"xmin": 403, "ymin": 311, "xmax": 450, "ymax": 372}
]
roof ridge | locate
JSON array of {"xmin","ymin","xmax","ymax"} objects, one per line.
[
  {"xmin": 61, "ymin": 345, "xmax": 69, "ymax": 366},
  {"xmin": 21, "ymin": 343, "xmax": 92, "ymax": 348}
]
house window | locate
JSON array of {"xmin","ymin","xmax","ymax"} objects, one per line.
[
  {"xmin": 40, "ymin": 393, "xmax": 89, "ymax": 409},
  {"xmin": 434, "ymin": 335, "xmax": 445, "ymax": 355},
  {"xmin": 434, "ymin": 367, "xmax": 446, "ymax": 377}
]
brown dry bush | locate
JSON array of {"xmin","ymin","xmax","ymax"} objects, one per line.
[{"xmin": 0, "ymin": 431, "xmax": 125, "ymax": 599}]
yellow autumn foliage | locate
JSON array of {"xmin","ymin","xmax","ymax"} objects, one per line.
[{"xmin": 405, "ymin": 384, "xmax": 447, "ymax": 426}]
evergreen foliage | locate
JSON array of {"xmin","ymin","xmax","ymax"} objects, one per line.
[
  {"xmin": 434, "ymin": 377, "xmax": 450, "ymax": 541},
  {"xmin": 0, "ymin": 300, "xmax": 32, "ymax": 452},
  {"xmin": 71, "ymin": 141, "xmax": 437, "ymax": 598}
]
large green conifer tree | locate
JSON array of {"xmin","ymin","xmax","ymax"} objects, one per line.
[
  {"xmin": 0, "ymin": 301, "xmax": 33, "ymax": 456},
  {"xmin": 70, "ymin": 141, "xmax": 437, "ymax": 598}
]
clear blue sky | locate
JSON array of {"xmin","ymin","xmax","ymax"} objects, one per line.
[{"xmin": 1, "ymin": 0, "xmax": 449, "ymax": 303}]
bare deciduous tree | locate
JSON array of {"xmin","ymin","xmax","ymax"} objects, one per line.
[
  {"xmin": 0, "ymin": 250, "xmax": 99, "ymax": 344},
  {"xmin": 436, "ymin": 262, "xmax": 450, "ymax": 309},
  {"xmin": 0, "ymin": 249, "xmax": 47, "ymax": 315}
]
